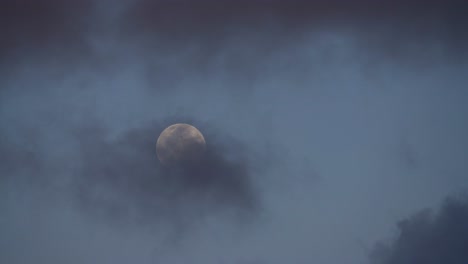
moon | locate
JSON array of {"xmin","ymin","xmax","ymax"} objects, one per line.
[{"xmin": 156, "ymin": 123, "xmax": 206, "ymax": 166}]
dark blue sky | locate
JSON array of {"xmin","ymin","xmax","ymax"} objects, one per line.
[{"xmin": 1, "ymin": 1, "xmax": 467, "ymax": 263}]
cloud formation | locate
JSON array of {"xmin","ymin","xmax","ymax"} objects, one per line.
[
  {"xmin": 2, "ymin": 0, "xmax": 467, "ymax": 63},
  {"xmin": 0, "ymin": 0, "xmax": 92, "ymax": 59},
  {"xmin": 1, "ymin": 1, "xmax": 468, "ymax": 263},
  {"xmin": 371, "ymin": 196, "xmax": 468, "ymax": 264},
  {"xmin": 0, "ymin": 114, "xmax": 261, "ymax": 229},
  {"xmin": 73, "ymin": 118, "xmax": 260, "ymax": 228}
]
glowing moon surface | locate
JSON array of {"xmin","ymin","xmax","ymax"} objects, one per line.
[{"xmin": 156, "ymin": 123, "xmax": 206, "ymax": 165}]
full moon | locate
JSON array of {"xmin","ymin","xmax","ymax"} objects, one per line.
[{"xmin": 156, "ymin": 123, "xmax": 206, "ymax": 165}]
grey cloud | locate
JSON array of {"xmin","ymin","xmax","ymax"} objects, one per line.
[
  {"xmin": 370, "ymin": 196, "xmax": 468, "ymax": 264},
  {"xmin": 73, "ymin": 118, "xmax": 260, "ymax": 228},
  {"xmin": 0, "ymin": 0, "xmax": 93, "ymax": 60},
  {"xmin": 1, "ymin": 1, "xmax": 468, "ymax": 264}
]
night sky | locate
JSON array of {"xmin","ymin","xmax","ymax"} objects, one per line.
[{"xmin": 1, "ymin": 1, "xmax": 468, "ymax": 263}]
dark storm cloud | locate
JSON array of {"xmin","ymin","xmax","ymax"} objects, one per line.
[
  {"xmin": 2, "ymin": 0, "xmax": 467, "ymax": 67},
  {"xmin": 2, "ymin": 115, "xmax": 260, "ymax": 230},
  {"xmin": 1, "ymin": 0, "xmax": 466, "ymax": 96},
  {"xmin": 370, "ymin": 196, "xmax": 468, "ymax": 264},
  {"xmin": 74, "ymin": 117, "xmax": 260, "ymax": 227},
  {"xmin": 0, "ymin": 0, "xmax": 93, "ymax": 60},
  {"xmin": 1, "ymin": 1, "xmax": 468, "ymax": 263},
  {"xmin": 127, "ymin": 0, "xmax": 468, "ymax": 25},
  {"xmin": 124, "ymin": 0, "xmax": 468, "ymax": 50},
  {"xmin": 114, "ymin": 0, "xmax": 468, "ymax": 93}
]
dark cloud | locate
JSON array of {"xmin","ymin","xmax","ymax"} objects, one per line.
[
  {"xmin": 370, "ymin": 196, "xmax": 468, "ymax": 264},
  {"xmin": 1, "ymin": 0, "xmax": 466, "ymax": 97},
  {"xmin": 1, "ymin": 116, "xmax": 261, "ymax": 232},
  {"xmin": 73, "ymin": 118, "xmax": 260, "ymax": 228},
  {"xmin": 0, "ymin": 0, "xmax": 93, "ymax": 60},
  {"xmin": 125, "ymin": 1, "xmax": 468, "ymax": 49},
  {"xmin": 120, "ymin": 0, "xmax": 468, "ymax": 94},
  {"xmin": 2, "ymin": 0, "xmax": 467, "ymax": 66},
  {"xmin": 1, "ymin": 0, "xmax": 468, "ymax": 263}
]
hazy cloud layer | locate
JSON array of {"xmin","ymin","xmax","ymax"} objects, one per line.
[{"xmin": 1, "ymin": 1, "xmax": 468, "ymax": 264}]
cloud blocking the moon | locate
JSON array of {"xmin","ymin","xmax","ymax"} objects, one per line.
[
  {"xmin": 1, "ymin": 0, "xmax": 468, "ymax": 263},
  {"xmin": 73, "ymin": 119, "xmax": 261, "ymax": 228}
]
